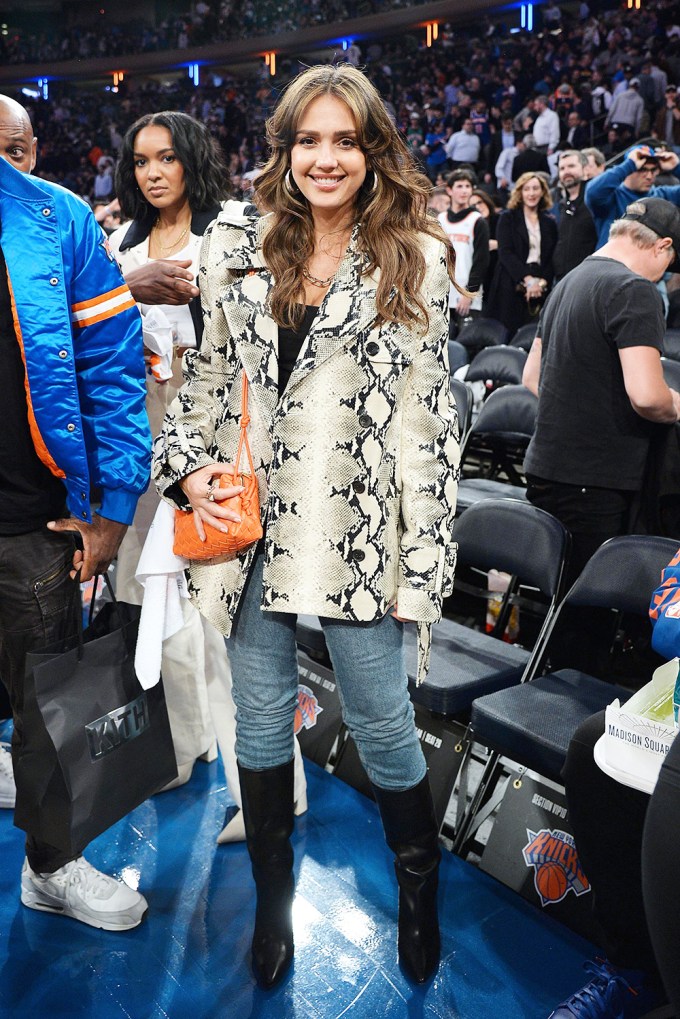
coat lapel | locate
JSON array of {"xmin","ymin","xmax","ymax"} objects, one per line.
[{"xmin": 221, "ymin": 217, "xmax": 280, "ymax": 432}]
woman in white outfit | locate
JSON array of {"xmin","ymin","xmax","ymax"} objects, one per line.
[{"xmin": 110, "ymin": 111, "xmax": 307, "ymax": 839}]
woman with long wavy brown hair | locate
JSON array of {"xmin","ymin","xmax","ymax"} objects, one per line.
[{"xmin": 153, "ymin": 63, "xmax": 460, "ymax": 989}]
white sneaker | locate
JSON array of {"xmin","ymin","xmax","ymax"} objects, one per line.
[
  {"xmin": 21, "ymin": 857, "xmax": 148, "ymax": 931},
  {"xmin": 0, "ymin": 742, "xmax": 16, "ymax": 809}
]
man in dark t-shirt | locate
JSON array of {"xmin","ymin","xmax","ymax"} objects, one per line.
[
  {"xmin": 523, "ymin": 197, "xmax": 680, "ymax": 583},
  {"xmin": 532, "ymin": 198, "xmax": 680, "ymax": 1019}
]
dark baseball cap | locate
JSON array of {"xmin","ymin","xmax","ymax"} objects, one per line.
[{"xmin": 622, "ymin": 197, "xmax": 680, "ymax": 272}]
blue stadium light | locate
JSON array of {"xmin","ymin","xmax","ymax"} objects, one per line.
[
  {"xmin": 37, "ymin": 77, "xmax": 49, "ymax": 100},
  {"xmin": 520, "ymin": 3, "xmax": 534, "ymax": 31},
  {"xmin": 342, "ymin": 40, "xmax": 349, "ymax": 51},
  {"xmin": 188, "ymin": 63, "xmax": 200, "ymax": 86}
]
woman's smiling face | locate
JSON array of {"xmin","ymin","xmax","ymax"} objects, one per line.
[{"xmin": 290, "ymin": 94, "xmax": 367, "ymax": 221}]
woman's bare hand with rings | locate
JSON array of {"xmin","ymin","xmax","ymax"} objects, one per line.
[{"xmin": 179, "ymin": 464, "xmax": 244, "ymax": 541}]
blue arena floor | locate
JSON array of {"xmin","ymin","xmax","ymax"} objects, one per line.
[{"xmin": 0, "ymin": 757, "xmax": 596, "ymax": 1019}]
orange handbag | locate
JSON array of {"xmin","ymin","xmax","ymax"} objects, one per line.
[{"xmin": 173, "ymin": 372, "xmax": 263, "ymax": 560}]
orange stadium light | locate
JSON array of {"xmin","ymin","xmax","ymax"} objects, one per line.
[
  {"xmin": 627, "ymin": 0, "xmax": 641, "ymax": 7},
  {"xmin": 264, "ymin": 51, "xmax": 276, "ymax": 76},
  {"xmin": 425, "ymin": 22, "xmax": 439, "ymax": 47}
]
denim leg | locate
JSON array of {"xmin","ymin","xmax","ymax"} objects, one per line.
[
  {"xmin": 0, "ymin": 528, "xmax": 80, "ymax": 872},
  {"xmin": 321, "ymin": 613, "xmax": 426, "ymax": 791},
  {"xmin": 226, "ymin": 554, "xmax": 299, "ymax": 770}
]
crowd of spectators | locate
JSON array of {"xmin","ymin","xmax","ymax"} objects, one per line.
[
  {"xmin": 0, "ymin": 0, "xmax": 423, "ymax": 65},
  {"xmin": 6, "ymin": 0, "xmax": 680, "ymax": 331}
]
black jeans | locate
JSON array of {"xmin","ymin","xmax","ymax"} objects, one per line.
[
  {"xmin": 563, "ymin": 711, "xmax": 661, "ymax": 980},
  {"xmin": 0, "ymin": 527, "xmax": 80, "ymax": 873},
  {"xmin": 526, "ymin": 477, "xmax": 635, "ymax": 671}
]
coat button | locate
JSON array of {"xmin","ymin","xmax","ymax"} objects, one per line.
[
  {"xmin": 352, "ymin": 480, "xmax": 365, "ymax": 494},
  {"xmin": 366, "ymin": 341, "xmax": 380, "ymax": 356},
  {"xmin": 67, "ymin": 423, "xmax": 76, "ymax": 432},
  {"xmin": 359, "ymin": 413, "xmax": 372, "ymax": 428},
  {"xmin": 42, "ymin": 208, "xmax": 51, "ymax": 216},
  {"xmin": 58, "ymin": 350, "xmax": 68, "ymax": 359},
  {"xmin": 351, "ymin": 550, "xmax": 365, "ymax": 562},
  {"xmin": 49, "ymin": 277, "xmax": 59, "ymax": 286}
]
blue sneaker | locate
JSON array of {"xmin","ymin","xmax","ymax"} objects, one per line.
[{"xmin": 548, "ymin": 959, "xmax": 666, "ymax": 1018}]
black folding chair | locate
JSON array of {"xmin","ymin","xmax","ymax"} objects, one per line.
[
  {"xmin": 508, "ymin": 323, "xmax": 538, "ymax": 352},
  {"xmin": 466, "ymin": 345, "xmax": 527, "ymax": 398},
  {"xmin": 455, "ymin": 317, "xmax": 508, "ymax": 359},
  {"xmin": 454, "ymin": 534, "xmax": 678, "ymax": 855},
  {"xmin": 450, "ymin": 378, "xmax": 473, "ymax": 442},
  {"xmin": 405, "ymin": 498, "xmax": 570, "ymax": 719},
  {"xmin": 661, "ymin": 356, "xmax": 680, "ymax": 392},
  {"xmin": 456, "ymin": 384, "xmax": 537, "ymax": 514},
  {"xmin": 662, "ymin": 328, "xmax": 680, "ymax": 362}
]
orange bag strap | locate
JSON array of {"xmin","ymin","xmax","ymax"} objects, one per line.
[{"xmin": 234, "ymin": 371, "xmax": 256, "ymax": 479}]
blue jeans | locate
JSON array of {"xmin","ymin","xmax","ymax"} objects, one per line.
[
  {"xmin": 0, "ymin": 527, "xmax": 80, "ymax": 872},
  {"xmin": 226, "ymin": 553, "xmax": 426, "ymax": 791}
]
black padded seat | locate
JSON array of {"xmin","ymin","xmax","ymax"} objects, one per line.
[
  {"xmin": 471, "ymin": 670, "xmax": 631, "ymax": 781},
  {"xmin": 404, "ymin": 620, "xmax": 530, "ymax": 715},
  {"xmin": 456, "ymin": 479, "xmax": 528, "ymax": 510},
  {"xmin": 466, "ymin": 345, "xmax": 527, "ymax": 389},
  {"xmin": 456, "ymin": 317, "xmax": 509, "ymax": 352}
]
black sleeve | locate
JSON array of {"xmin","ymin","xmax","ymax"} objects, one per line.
[{"xmin": 468, "ymin": 217, "xmax": 490, "ymax": 293}]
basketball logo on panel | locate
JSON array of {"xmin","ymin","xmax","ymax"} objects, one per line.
[
  {"xmin": 522, "ymin": 828, "xmax": 591, "ymax": 907},
  {"xmin": 295, "ymin": 685, "xmax": 323, "ymax": 735}
]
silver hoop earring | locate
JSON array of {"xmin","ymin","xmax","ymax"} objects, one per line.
[
  {"xmin": 284, "ymin": 169, "xmax": 299, "ymax": 195},
  {"xmin": 366, "ymin": 170, "xmax": 379, "ymax": 194}
]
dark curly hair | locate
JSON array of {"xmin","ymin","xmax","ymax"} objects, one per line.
[{"xmin": 115, "ymin": 111, "xmax": 231, "ymax": 228}]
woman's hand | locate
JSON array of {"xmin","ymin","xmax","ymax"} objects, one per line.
[
  {"xmin": 179, "ymin": 464, "xmax": 245, "ymax": 541},
  {"xmin": 524, "ymin": 277, "xmax": 545, "ymax": 301}
]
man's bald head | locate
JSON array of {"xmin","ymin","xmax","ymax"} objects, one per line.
[{"xmin": 0, "ymin": 95, "xmax": 36, "ymax": 174}]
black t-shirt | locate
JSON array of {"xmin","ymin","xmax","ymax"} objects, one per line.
[
  {"xmin": 278, "ymin": 305, "xmax": 318, "ymax": 395},
  {"xmin": 0, "ymin": 245, "xmax": 67, "ymax": 534},
  {"xmin": 524, "ymin": 255, "xmax": 666, "ymax": 491}
]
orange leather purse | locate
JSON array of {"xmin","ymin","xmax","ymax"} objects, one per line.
[{"xmin": 173, "ymin": 373, "xmax": 263, "ymax": 560}]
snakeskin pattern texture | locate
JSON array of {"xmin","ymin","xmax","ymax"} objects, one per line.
[{"xmin": 152, "ymin": 207, "xmax": 460, "ymax": 681}]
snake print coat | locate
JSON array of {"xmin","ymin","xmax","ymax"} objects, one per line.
[{"xmin": 152, "ymin": 204, "xmax": 460, "ymax": 681}]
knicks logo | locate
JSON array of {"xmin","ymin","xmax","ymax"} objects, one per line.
[
  {"xmin": 295, "ymin": 684, "xmax": 323, "ymax": 735},
  {"xmin": 522, "ymin": 828, "xmax": 591, "ymax": 907}
]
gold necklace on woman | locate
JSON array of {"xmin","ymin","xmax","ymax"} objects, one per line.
[
  {"xmin": 304, "ymin": 228, "xmax": 352, "ymax": 287},
  {"xmin": 153, "ymin": 219, "xmax": 191, "ymax": 253},
  {"xmin": 302, "ymin": 266, "xmax": 336, "ymax": 288}
]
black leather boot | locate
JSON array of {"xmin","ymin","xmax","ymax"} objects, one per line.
[
  {"xmin": 372, "ymin": 775, "xmax": 441, "ymax": 983},
  {"xmin": 238, "ymin": 759, "xmax": 295, "ymax": 989}
]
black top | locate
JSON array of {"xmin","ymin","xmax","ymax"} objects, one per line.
[
  {"xmin": 525, "ymin": 256, "xmax": 666, "ymax": 491},
  {"xmin": 278, "ymin": 305, "xmax": 318, "ymax": 395},
  {"xmin": 552, "ymin": 182, "xmax": 597, "ymax": 281},
  {"xmin": 0, "ymin": 245, "xmax": 67, "ymax": 534}
]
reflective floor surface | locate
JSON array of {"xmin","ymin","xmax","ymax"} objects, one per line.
[{"xmin": 0, "ymin": 757, "xmax": 595, "ymax": 1019}]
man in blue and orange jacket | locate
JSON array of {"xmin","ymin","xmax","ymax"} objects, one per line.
[{"xmin": 0, "ymin": 95, "xmax": 151, "ymax": 930}]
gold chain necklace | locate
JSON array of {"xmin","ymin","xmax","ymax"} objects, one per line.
[
  {"xmin": 302, "ymin": 265, "xmax": 336, "ymax": 287},
  {"xmin": 153, "ymin": 220, "xmax": 191, "ymax": 253}
]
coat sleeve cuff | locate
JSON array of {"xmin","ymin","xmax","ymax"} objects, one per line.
[{"xmin": 97, "ymin": 488, "xmax": 141, "ymax": 526}]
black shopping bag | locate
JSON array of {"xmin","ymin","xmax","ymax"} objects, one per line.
[{"xmin": 15, "ymin": 577, "xmax": 177, "ymax": 856}]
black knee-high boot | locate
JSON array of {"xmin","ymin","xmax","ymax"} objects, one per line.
[
  {"xmin": 372, "ymin": 775, "xmax": 441, "ymax": 983},
  {"xmin": 238, "ymin": 759, "xmax": 295, "ymax": 989}
]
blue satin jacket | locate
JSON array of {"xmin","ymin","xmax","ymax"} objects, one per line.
[{"xmin": 0, "ymin": 158, "xmax": 150, "ymax": 525}]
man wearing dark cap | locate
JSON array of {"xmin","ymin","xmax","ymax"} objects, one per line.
[
  {"xmin": 541, "ymin": 200, "xmax": 680, "ymax": 1019},
  {"xmin": 523, "ymin": 196, "xmax": 680, "ymax": 587}
]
